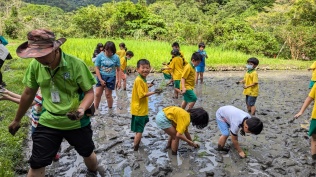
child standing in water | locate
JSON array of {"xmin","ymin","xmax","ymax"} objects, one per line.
[
  {"xmin": 294, "ymin": 84, "xmax": 316, "ymax": 159},
  {"xmin": 116, "ymin": 42, "xmax": 127, "ymax": 58},
  {"xmin": 117, "ymin": 51, "xmax": 134, "ymax": 90},
  {"xmin": 169, "ymin": 49, "xmax": 184, "ymax": 99},
  {"xmin": 215, "ymin": 105, "xmax": 263, "ymax": 158},
  {"xmin": 181, "ymin": 52, "xmax": 202, "ymax": 109},
  {"xmin": 236, "ymin": 57, "xmax": 259, "ymax": 115},
  {"xmin": 195, "ymin": 42, "xmax": 208, "ymax": 84},
  {"xmin": 155, "ymin": 106, "xmax": 209, "ymax": 155},
  {"xmin": 130, "ymin": 59, "xmax": 157, "ymax": 151},
  {"xmin": 94, "ymin": 41, "xmax": 121, "ymax": 115}
]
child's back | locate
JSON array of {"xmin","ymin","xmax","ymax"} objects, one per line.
[{"xmin": 169, "ymin": 56, "xmax": 184, "ymax": 81}]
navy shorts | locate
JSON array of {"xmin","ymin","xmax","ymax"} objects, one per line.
[
  {"xmin": 246, "ymin": 95, "xmax": 257, "ymax": 106},
  {"xmin": 29, "ymin": 123, "xmax": 95, "ymax": 169},
  {"xmin": 96, "ymin": 75, "xmax": 116, "ymax": 90}
]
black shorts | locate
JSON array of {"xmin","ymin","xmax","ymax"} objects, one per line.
[{"xmin": 29, "ymin": 123, "xmax": 95, "ymax": 169}]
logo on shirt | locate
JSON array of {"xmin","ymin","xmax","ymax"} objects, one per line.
[{"xmin": 63, "ymin": 72, "xmax": 70, "ymax": 79}]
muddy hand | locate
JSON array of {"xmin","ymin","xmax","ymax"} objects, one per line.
[
  {"xmin": 236, "ymin": 81, "xmax": 240, "ymax": 85},
  {"xmin": 8, "ymin": 121, "xmax": 21, "ymax": 136},
  {"xmin": 239, "ymin": 151, "xmax": 246, "ymax": 158}
]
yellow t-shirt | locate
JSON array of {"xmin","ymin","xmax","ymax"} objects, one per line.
[
  {"xmin": 116, "ymin": 49, "xmax": 126, "ymax": 59},
  {"xmin": 120, "ymin": 57, "xmax": 127, "ymax": 71},
  {"xmin": 182, "ymin": 62, "xmax": 195, "ymax": 90},
  {"xmin": 131, "ymin": 75, "xmax": 148, "ymax": 116},
  {"xmin": 162, "ymin": 66, "xmax": 171, "ymax": 75},
  {"xmin": 169, "ymin": 56, "xmax": 184, "ymax": 80},
  {"xmin": 163, "ymin": 106, "xmax": 190, "ymax": 134},
  {"xmin": 310, "ymin": 62, "xmax": 316, "ymax": 81},
  {"xmin": 309, "ymin": 85, "xmax": 316, "ymax": 119},
  {"xmin": 243, "ymin": 70, "xmax": 259, "ymax": 96}
]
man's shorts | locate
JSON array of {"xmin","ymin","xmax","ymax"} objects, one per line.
[
  {"xmin": 155, "ymin": 110, "xmax": 172, "ymax": 130},
  {"xmin": 246, "ymin": 95, "xmax": 257, "ymax": 106},
  {"xmin": 309, "ymin": 119, "xmax": 316, "ymax": 136},
  {"xmin": 96, "ymin": 75, "xmax": 116, "ymax": 90},
  {"xmin": 29, "ymin": 123, "xmax": 95, "ymax": 169},
  {"xmin": 183, "ymin": 89, "xmax": 197, "ymax": 103},
  {"xmin": 163, "ymin": 73, "xmax": 172, "ymax": 80},
  {"xmin": 309, "ymin": 80, "xmax": 316, "ymax": 89},
  {"xmin": 117, "ymin": 70, "xmax": 126, "ymax": 80},
  {"xmin": 195, "ymin": 66, "xmax": 205, "ymax": 73},
  {"xmin": 131, "ymin": 115, "xmax": 149, "ymax": 133},
  {"xmin": 174, "ymin": 80, "xmax": 180, "ymax": 89}
]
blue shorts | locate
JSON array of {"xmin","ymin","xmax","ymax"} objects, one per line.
[
  {"xmin": 155, "ymin": 110, "xmax": 172, "ymax": 130},
  {"xmin": 96, "ymin": 75, "xmax": 116, "ymax": 90},
  {"xmin": 195, "ymin": 66, "xmax": 205, "ymax": 73},
  {"xmin": 309, "ymin": 80, "xmax": 316, "ymax": 89},
  {"xmin": 216, "ymin": 119, "xmax": 230, "ymax": 137},
  {"xmin": 246, "ymin": 95, "xmax": 257, "ymax": 106}
]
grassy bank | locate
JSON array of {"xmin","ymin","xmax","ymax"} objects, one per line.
[{"xmin": 1, "ymin": 38, "xmax": 314, "ymax": 176}]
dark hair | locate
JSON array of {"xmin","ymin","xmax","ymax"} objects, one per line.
[
  {"xmin": 137, "ymin": 59, "xmax": 150, "ymax": 68},
  {"xmin": 198, "ymin": 42, "xmax": 205, "ymax": 48},
  {"xmin": 247, "ymin": 117, "xmax": 263, "ymax": 135},
  {"xmin": 104, "ymin": 41, "xmax": 116, "ymax": 54},
  {"xmin": 171, "ymin": 49, "xmax": 180, "ymax": 56},
  {"xmin": 247, "ymin": 57, "xmax": 259, "ymax": 65},
  {"xmin": 96, "ymin": 43, "xmax": 103, "ymax": 49},
  {"xmin": 187, "ymin": 108, "xmax": 209, "ymax": 129},
  {"xmin": 119, "ymin": 42, "xmax": 127, "ymax": 51},
  {"xmin": 191, "ymin": 52, "xmax": 202, "ymax": 61},
  {"xmin": 126, "ymin": 51, "xmax": 134, "ymax": 57},
  {"xmin": 172, "ymin": 42, "xmax": 180, "ymax": 48}
]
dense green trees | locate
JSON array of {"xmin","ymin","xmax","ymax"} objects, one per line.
[{"xmin": 1, "ymin": 0, "xmax": 315, "ymax": 60}]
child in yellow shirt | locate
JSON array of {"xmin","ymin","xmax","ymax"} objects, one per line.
[
  {"xmin": 130, "ymin": 59, "xmax": 157, "ymax": 151},
  {"xmin": 116, "ymin": 42, "xmax": 127, "ymax": 58},
  {"xmin": 117, "ymin": 51, "xmax": 134, "ymax": 90},
  {"xmin": 155, "ymin": 106, "xmax": 209, "ymax": 155},
  {"xmin": 236, "ymin": 57, "xmax": 259, "ymax": 115},
  {"xmin": 308, "ymin": 61, "xmax": 316, "ymax": 89},
  {"xmin": 181, "ymin": 52, "xmax": 202, "ymax": 109},
  {"xmin": 169, "ymin": 49, "xmax": 184, "ymax": 98},
  {"xmin": 295, "ymin": 83, "xmax": 316, "ymax": 160}
]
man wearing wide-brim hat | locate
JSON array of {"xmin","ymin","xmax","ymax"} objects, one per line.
[{"xmin": 8, "ymin": 29, "xmax": 98, "ymax": 176}]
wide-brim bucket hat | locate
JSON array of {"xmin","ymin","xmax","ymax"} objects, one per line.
[{"xmin": 16, "ymin": 29, "xmax": 66, "ymax": 58}]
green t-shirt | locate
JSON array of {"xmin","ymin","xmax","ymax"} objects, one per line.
[{"xmin": 23, "ymin": 51, "xmax": 97, "ymax": 130}]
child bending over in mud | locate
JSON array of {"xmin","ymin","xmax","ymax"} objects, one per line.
[
  {"xmin": 294, "ymin": 84, "xmax": 316, "ymax": 160},
  {"xmin": 181, "ymin": 52, "xmax": 202, "ymax": 109},
  {"xmin": 215, "ymin": 105, "xmax": 263, "ymax": 158},
  {"xmin": 236, "ymin": 57, "xmax": 259, "ymax": 115},
  {"xmin": 155, "ymin": 106, "xmax": 209, "ymax": 155},
  {"xmin": 130, "ymin": 59, "xmax": 159, "ymax": 151}
]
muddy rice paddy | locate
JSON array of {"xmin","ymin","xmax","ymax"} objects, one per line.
[{"xmin": 18, "ymin": 70, "xmax": 316, "ymax": 177}]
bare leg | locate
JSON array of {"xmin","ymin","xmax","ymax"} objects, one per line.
[
  {"xmin": 27, "ymin": 167, "xmax": 45, "ymax": 177},
  {"xmin": 105, "ymin": 88, "xmax": 113, "ymax": 108},
  {"xmin": 311, "ymin": 134, "xmax": 316, "ymax": 158},
  {"xmin": 181, "ymin": 101, "xmax": 187, "ymax": 109},
  {"xmin": 187, "ymin": 102, "xmax": 196, "ymax": 109},
  {"xmin": 94, "ymin": 86, "xmax": 104, "ymax": 110},
  {"xmin": 83, "ymin": 152, "xmax": 98, "ymax": 172},
  {"xmin": 250, "ymin": 105, "xmax": 256, "ymax": 115},
  {"xmin": 123, "ymin": 78, "xmax": 127, "ymax": 90},
  {"xmin": 134, "ymin": 133, "xmax": 142, "ymax": 151},
  {"xmin": 163, "ymin": 126, "xmax": 178, "ymax": 154},
  {"xmin": 200, "ymin": 72, "xmax": 204, "ymax": 84},
  {"xmin": 216, "ymin": 135, "xmax": 229, "ymax": 151},
  {"xmin": 195, "ymin": 72, "xmax": 199, "ymax": 85}
]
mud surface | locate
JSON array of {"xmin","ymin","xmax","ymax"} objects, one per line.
[{"xmin": 19, "ymin": 71, "xmax": 316, "ymax": 177}]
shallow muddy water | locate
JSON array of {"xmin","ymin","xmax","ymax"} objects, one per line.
[{"xmin": 18, "ymin": 70, "xmax": 316, "ymax": 177}]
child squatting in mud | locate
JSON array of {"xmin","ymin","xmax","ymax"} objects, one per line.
[
  {"xmin": 215, "ymin": 105, "xmax": 263, "ymax": 158},
  {"xmin": 155, "ymin": 106, "xmax": 209, "ymax": 155}
]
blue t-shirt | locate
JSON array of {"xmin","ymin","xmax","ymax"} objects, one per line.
[
  {"xmin": 94, "ymin": 52, "xmax": 120, "ymax": 77},
  {"xmin": 197, "ymin": 49, "xmax": 207, "ymax": 67}
]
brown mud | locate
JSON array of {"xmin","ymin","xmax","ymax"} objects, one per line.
[{"xmin": 18, "ymin": 70, "xmax": 316, "ymax": 177}]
